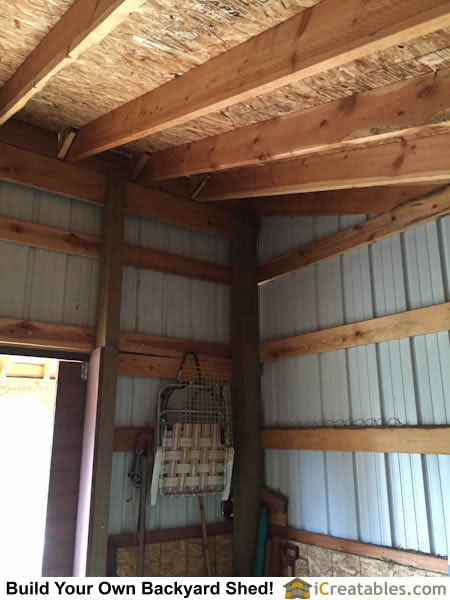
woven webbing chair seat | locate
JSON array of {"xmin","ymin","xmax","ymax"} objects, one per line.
[{"xmin": 151, "ymin": 423, "xmax": 234, "ymax": 502}]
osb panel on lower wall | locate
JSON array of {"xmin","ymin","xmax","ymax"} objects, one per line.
[
  {"xmin": 281, "ymin": 540, "xmax": 443, "ymax": 578},
  {"xmin": 116, "ymin": 534, "xmax": 232, "ymax": 577}
]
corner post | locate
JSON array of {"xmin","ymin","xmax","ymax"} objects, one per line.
[{"xmin": 231, "ymin": 212, "xmax": 263, "ymax": 575}]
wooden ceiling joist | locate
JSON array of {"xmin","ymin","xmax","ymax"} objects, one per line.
[
  {"xmin": 140, "ymin": 68, "xmax": 450, "ymax": 183},
  {"xmin": 0, "ymin": 216, "xmax": 230, "ymax": 284},
  {"xmin": 200, "ymin": 134, "xmax": 450, "ymax": 201},
  {"xmin": 65, "ymin": 0, "xmax": 450, "ymax": 161},
  {"xmin": 213, "ymin": 185, "xmax": 441, "ymax": 217},
  {"xmin": 260, "ymin": 302, "xmax": 450, "ymax": 363},
  {"xmin": 0, "ymin": 142, "xmax": 231, "ymax": 238},
  {"xmin": 0, "ymin": 0, "xmax": 146, "ymax": 125},
  {"xmin": 259, "ymin": 187, "xmax": 450, "ymax": 284}
]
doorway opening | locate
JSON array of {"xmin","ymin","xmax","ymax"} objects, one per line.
[{"xmin": 0, "ymin": 354, "xmax": 59, "ymax": 576}]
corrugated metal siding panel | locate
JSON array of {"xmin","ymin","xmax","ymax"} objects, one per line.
[
  {"xmin": 259, "ymin": 214, "xmax": 450, "ymax": 556},
  {"xmin": 0, "ymin": 180, "xmax": 229, "ymax": 534},
  {"xmin": 110, "ymin": 216, "xmax": 230, "ymax": 534},
  {"xmin": 0, "ymin": 181, "xmax": 101, "ymax": 326}
]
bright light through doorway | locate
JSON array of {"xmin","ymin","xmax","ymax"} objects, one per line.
[{"xmin": 0, "ymin": 355, "xmax": 58, "ymax": 576}]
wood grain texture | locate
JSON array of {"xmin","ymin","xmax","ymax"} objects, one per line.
[
  {"xmin": 0, "ymin": 317, "xmax": 95, "ymax": 352},
  {"xmin": 87, "ymin": 170, "xmax": 126, "ymax": 576},
  {"xmin": 273, "ymin": 526, "xmax": 448, "ymax": 574},
  {"xmin": 120, "ymin": 332, "xmax": 230, "ymax": 360},
  {"xmin": 118, "ymin": 353, "xmax": 231, "ymax": 379},
  {"xmin": 110, "ymin": 523, "xmax": 232, "ymax": 548},
  {"xmin": 141, "ymin": 68, "xmax": 450, "ymax": 181},
  {"xmin": 214, "ymin": 186, "xmax": 440, "ymax": 216},
  {"xmin": 262, "ymin": 427, "xmax": 450, "ymax": 454},
  {"xmin": 231, "ymin": 212, "xmax": 262, "ymax": 575},
  {"xmin": 0, "ymin": 0, "xmax": 146, "ymax": 124},
  {"xmin": 0, "ymin": 215, "xmax": 230, "ymax": 283},
  {"xmin": 260, "ymin": 302, "xmax": 450, "ymax": 362},
  {"xmin": 200, "ymin": 134, "xmax": 450, "ymax": 200},
  {"xmin": 0, "ymin": 316, "xmax": 231, "ymax": 368},
  {"xmin": 0, "ymin": 141, "xmax": 231, "ymax": 237},
  {"xmin": 66, "ymin": 0, "xmax": 450, "ymax": 160},
  {"xmin": 259, "ymin": 186, "xmax": 450, "ymax": 283}
]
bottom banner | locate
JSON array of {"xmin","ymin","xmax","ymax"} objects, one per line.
[{"xmin": 1, "ymin": 577, "xmax": 448, "ymax": 600}]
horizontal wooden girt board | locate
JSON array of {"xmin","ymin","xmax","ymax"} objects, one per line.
[
  {"xmin": 118, "ymin": 353, "xmax": 231, "ymax": 379},
  {"xmin": 66, "ymin": 0, "xmax": 450, "ymax": 160},
  {"xmin": 260, "ymin": 303, "xmax": 450, "ymax": 362},
  {"xmin": 110, "ymin": 522, "xmax": 232, "ymax": 548},
  {"xmin": 140, "ymin": 68, "xmax": 450, "ymax": 182},
  {"xmin": 200, "ymin": 134, "xmax": 450, "ymax": 200},
  {"xmin": 0, "ymin": 318, "xmax": 231, "ymax": 378},
  {"xmin": 0, "ymin": 216, "xmax": 230, "ymax": 284},
  {"xmin": 262, "ymin": 427, "xmax": 450, "ymax": 454},
  {"xmin": 258, "ymin": 187, "xmax": 450, "ymax": 283},
  {"xmin": 272, "ymin": 525, "xmax": 447, "ymax": 574},
  {"xmin": 0, "ymin": 142, "xmax": 231, "ymax": 238}
]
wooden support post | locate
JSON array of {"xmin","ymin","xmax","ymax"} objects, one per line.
[
  {"xmin": 74, "ymin": 170, "xmax": 126, "ymax": 576},
  {"xmin": 231, "ymin": 212, "xmax": 263, "ymax": 575}
]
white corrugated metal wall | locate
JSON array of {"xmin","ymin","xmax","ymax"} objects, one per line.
[
  {"xmin": 111, "ymin": 213, "xmax": 230, "ymax": 534},
  {"xmin": 0, "ymin": 180, "xmax": 230, "ymax": 535},
  {"xmin": 259, "ymin": 214, "xmax": 450, "ymax": 557}
]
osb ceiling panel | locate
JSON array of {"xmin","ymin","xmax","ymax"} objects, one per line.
[
  {"xmin": 15, "ymin": 0, "xmax": 322, "ymax": 132},
  {"xmin": 121, "ymin": 27, "xmax": 450, "ymax": 154},
  {"xmin": 2, "ymin": 0, "xmax": 450, "ymax": 157},
  {"xmin": 0, "ymin": 0, "xmax": 73, "ymax": 84}
]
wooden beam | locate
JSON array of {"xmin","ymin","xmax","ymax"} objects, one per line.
[
  {"xmin": 259, "ymin": 187, "xmax": 450, "ymax": 284},
  {"xmin": 129, "ymin": 152, "xmax": 150, "ymax": 181},
  {"xmin": 262, "ymin": 426, "xmax": 450, "ymax": 454},
  {"xmin": 57, "ymin": 128, "xmax": 77, "ymax": 160},
  {"xmin": 141, "ymin": 69, "xmax": 450, "ymax": 182},
  {"xmin": 124, "ymin": 245, "xmax": 230, "ymax": 284},
  {"xmin": 113, "ymin": 426, "xmax": 152, "ymax": 452},
  {"xmin": 0, "ymin": 215, "xmax": 230, "ymax": 284},
  {"xmin": 0, "ymin": 0, "xmax": 145, "ymax": 125},
  {"xmin": 66, "ymin": 0, "xmax": 450, "ymax": 161},
  {"xmin": 260, "ymin": 303, "xmax": 450, "ymax": 363},
  {"xmin": 77, "ymin": 170, "xmax": 127, "ymax": 576},
  {"xmin": 0, "ymin": 317, "xmax": 231, "ymax": 369},
  {"xmin": 200, "ymin": 134, "xmax": 450, "ymax": 201},
  {"xmin": 0, "ymin": 318, "xmax": 95, "ymax": 352},
  {"xmin": 271, "ymin": 526, "xmax": 447, "ymax": 574},
  {"xmin": 213, "ymin": 185, "xmax": 441, "ymax": 216},
  {"xmin": 231, "ymin": 213, "xmax": 262, "ymax": 575},
  {"xmin": 118, "ymin": 353, "xmax": 231, "ymax": 379},
  {"xmin": 110, "ymin": 522, "xmax": 232, "ymax": 548},
  {"xmin": 119, "ymin": 332, "xmax": 230, "ymax": 361},
  {"xmin": 0, "ymin": 142, "xmax": 231, "ymax": 238}
]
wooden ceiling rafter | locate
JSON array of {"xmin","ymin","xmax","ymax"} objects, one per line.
[
  {"xmin": 212, "ymin": 185, "xmax": 442, "ymax": 216},
  {"xmin": 200, "ymin": 133, "xmax": 450, "ymax": 201},
  {"xmin": 0, "ymin": 0, "xmax": 146, "ymax": 126},
  {"xmin": 139, "ymin": 67, "xmax": 450, "ymax": 183},
  {"xmin": 64, "ymin": 0, "xmax": 450, "ymax": 162}
]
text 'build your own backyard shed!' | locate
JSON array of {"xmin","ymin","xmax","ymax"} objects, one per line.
[{"xmin": 1, "ymin": 0, "xmax": 450, "ymax": 579}]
